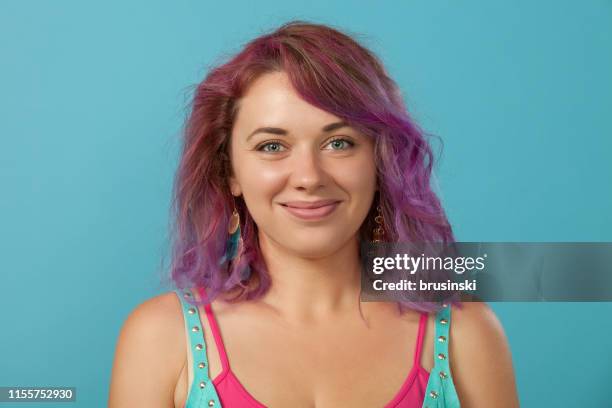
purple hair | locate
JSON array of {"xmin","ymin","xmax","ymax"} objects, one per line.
[{"xmin": 163, "ymin": 20, "xmax": 459, "ymax": 313}]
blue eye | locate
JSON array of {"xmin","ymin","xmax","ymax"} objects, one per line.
[
  {"xmin": 257, "ymin": 141, "xmax": 286, "ymax": 153},
  {"xmin": 326, "ymin": 138, "xmax": 355, "ymax": 150}
]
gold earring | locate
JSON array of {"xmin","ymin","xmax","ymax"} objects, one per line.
[
  {"xmin": 371, "ymin": 204, "xmax": 385, "ymax": 243},
  {"xmin": 228, "ymin": 205, "xmax": 240, "ymax": 235}
]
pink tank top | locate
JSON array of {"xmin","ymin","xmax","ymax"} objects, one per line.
[{"xmin": 195, "ymin": 287, "xmax": 431, "ymax": 407}]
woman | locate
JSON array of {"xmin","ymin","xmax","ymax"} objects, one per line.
[{"xmin": 109, "ymin": 21, "xmax": 519, "ymax": 407}]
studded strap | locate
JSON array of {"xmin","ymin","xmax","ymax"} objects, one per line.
[
  {"xmin": 175, "ymin": 289, "xmax": 222, "ymax": 408},
  {"xmin": 421, "ymin": 303, "xmax": 461, "ymax": 408}
]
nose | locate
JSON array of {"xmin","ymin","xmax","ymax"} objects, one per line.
[{"xmin": 288, "ymin": 147, "xmax": 328, "ymax": 192}]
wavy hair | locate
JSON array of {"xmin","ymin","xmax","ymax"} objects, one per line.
[{"xmin": 164, "ymin": 20, "xmax": 458, "ymax": 313}]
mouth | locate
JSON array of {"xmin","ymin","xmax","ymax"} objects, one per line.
[{"xmin": 280, "ymin": 201, "xmax": 341, "ymax": 221}]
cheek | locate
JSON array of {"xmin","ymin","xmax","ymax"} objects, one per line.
[
  {"xmin": 335, "ymin": 155, "xmax": 377, "ymax": 194},
  {"xmin": 238, "ymin": 162, "xmax": 285, "ymax": 199},
  {"xmin": 347, "ymin": 157, "xmax": 377, "ymax": 213}
]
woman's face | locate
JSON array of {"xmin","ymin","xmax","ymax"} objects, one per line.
[{"xmin": 228, "ymin": 71, "xmax": 377, "ymax": 258}]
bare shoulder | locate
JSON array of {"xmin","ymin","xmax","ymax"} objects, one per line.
[
  {"xmin": 449, "ymin": 302, "xmax": 520, "ymax": 408},
  {"xmin": 108, "ymin": 291, "xmax": 186, "ymax": 408},
  {"xmin": 451, "ymin": 301, "xmax": 506, "ymax": 340}
]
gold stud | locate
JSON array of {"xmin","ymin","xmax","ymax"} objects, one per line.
[
  {"xmin": 192, "ymin": 326, "xmax": 200, "ymax": 332},
  {"xmin": 208, "ymin": 400, "xmax": 215, "ymax": 406},
  {"xmin": 195, "ymin": 344, "xmax": 203, "ymax": 350},
  {"xmin": 198, "ymin": 362, "xmax": 206, "ymax": 369},
  {"xmin": 199, "ymin": 381, "xmax": 206, "ymax": 389},
  {"xmin": 438, "ymin": 335, "xmax": 446, "ymax": 342},
  {"xmin": 188, "ymin": 308, "xmax": 196, "ymax": 315},
  {"xmin": 437, "ymin": 353, "xmax": 446, "ymax": 360},
  {"xmin": 439, "ymin": 371, "xmax": 448, "ymax": 379},
  {"xmin": 439, "ymin": 318, "xmax": 448, "ymax": 325},
  {"xmin": 429, "ymin": 390, "xmax": 438, "ymax": 399}
]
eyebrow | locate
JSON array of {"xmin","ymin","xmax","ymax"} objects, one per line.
[{"xmin": 246, "ymin": 121, "xmax": 349, "ymax": 141}]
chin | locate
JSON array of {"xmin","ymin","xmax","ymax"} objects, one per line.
[{"xmin": 285, "ymin": 234, "xmax": 352, "ymax": 257}]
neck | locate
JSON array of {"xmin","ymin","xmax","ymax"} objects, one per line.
[{"xmin": 257, "ymin": 231, "xmax": 363, "ymax": 324}]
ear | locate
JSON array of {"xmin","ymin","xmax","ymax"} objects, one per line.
[{"xmin": 229, "ymin": 175, "xmax": 242, "ymax": 197}]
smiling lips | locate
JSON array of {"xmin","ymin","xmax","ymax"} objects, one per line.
[{"xmin": 280, "ymin": 199, "xmax": 341, "ymax": 221}]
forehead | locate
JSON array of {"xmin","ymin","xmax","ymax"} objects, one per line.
[{"xmin": 233, "ymin": 71, "xmax": 344, "ymax": 135}]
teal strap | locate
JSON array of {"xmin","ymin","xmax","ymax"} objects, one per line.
[
  {"xmin": 174, "ymin": 289, "xmax": 222, "ymax": 408},
  {"xmin": 421, "ymin": 304, "xmax": 461, "ymax": 408}
]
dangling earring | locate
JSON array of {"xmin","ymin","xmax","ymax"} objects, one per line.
[
  {"xmin": 219, "ymin": 201, "xmax": 241, "ymax": 265},
  {"xmin": 371, "ymin": 203, "xmax": 385, "ymax": 243},
  {"xmin": 219, "ymin": 198, "xmax": 252, "ymax": 282}
]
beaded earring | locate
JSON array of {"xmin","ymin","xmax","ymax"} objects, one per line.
[{"xmin": 371, "ymin": 203, "xmax": 386, "ymax": 243}]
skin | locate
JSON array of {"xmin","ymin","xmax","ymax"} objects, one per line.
[{"xmin": 108, "ymin": 71, "xmax": 520, "ymax": 407}]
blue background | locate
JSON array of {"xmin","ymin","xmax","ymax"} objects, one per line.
[{"xmin": 1, "ymin": 1, "xmax": 611, "ymax": 406}]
